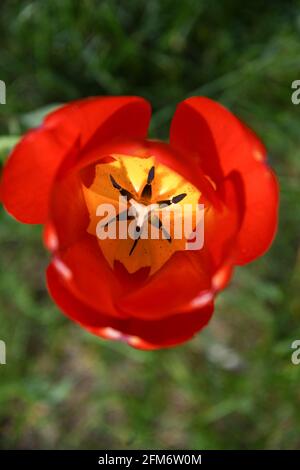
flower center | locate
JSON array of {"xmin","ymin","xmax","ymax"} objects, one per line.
[{"xmin": 82, "ymin": 154, "xmax": 202, "ymax": 275}]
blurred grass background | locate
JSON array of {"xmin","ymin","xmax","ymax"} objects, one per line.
[{"xmin": 0, "ymin": 0, "xmax": 300, "ymax": 449}]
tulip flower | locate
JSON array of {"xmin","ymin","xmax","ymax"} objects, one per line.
[{"xmin": 0, "ymin": 96, "xmax": 279, "ymax": 349}]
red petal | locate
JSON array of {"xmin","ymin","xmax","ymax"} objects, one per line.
[
  {"xmin": 235, "ymin": 164, "xmax": 279, "ymax": 264},
  {"xmin": 206, "ymin": 170, "xmax": 244, "ymax": 271},
  {"xmin": 48, "ymin": 236, "xmax": 124, "ymax": 319},
  {"xmin": 1, "ymin": 97, "xmax": 151, "ymax": 224},
  {"xmin": 170, "ymin": 97, "xmax": 279, "ymax": 263},
  {"xmin": 118, "ymin": 250, "xmax": 212, "ymax": 319},
  {"xmin": 50, "ymin": 231, "xmax": 212, "ymax": 321},
  {"xmin": 47, "ymin": 262, "xmax": 214, "ymax": 350},
  {"xmin": 48, "ymin": 169, "xmax": 89, "ymax": 250}
]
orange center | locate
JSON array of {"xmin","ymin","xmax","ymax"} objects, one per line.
[{"xmin": 82, "ymin": 154, "xmax": 202, "ymax": 275}]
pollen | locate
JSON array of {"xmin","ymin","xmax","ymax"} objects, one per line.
[{"xmin": 82, "ymin": 154, "xmax": 203, "ymax": 275}]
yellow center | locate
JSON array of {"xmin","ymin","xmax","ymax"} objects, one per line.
[{"xmin": 82, "ymin": 154, "xmax": 202, "ymax": 275}]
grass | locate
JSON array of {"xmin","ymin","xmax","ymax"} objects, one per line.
[{"xmin": 0, "ymin": 0, "xmax": 300, "ymax": 449}]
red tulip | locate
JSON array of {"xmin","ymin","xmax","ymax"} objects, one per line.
[{"xmin": 0, "ymin": 97, "xmax": 279, "ymax": 349}]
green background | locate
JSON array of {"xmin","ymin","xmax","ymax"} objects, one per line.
[{"xmin": 0, "ymin": 0, "xmax": 300, "ymax": 449}]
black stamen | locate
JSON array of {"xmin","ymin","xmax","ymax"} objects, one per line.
[
  {"xmin": 102, "ymin": 210, "xmax": 134, "ymax": 228},
  {"xmin": 110, "ymin": 174, "xmax": 121, "ymax": 190},
  {"xmin": 141, "ymin": 184, "xmax": 152, "ymax": 199},
  {"xmin": 157, "ymin": 199, "xmax": 172, "ymax": 207},
  {"xmin": 129, "ymin": 237, "xmax": 140, "ymax": 256},
  {"xmin": 157, "ymin": 193, "xmax": 187, "ymax": 207},
  {"xmin": 150, "ymin": 215, "xmax": 172, "ymax": 242},
  {"xmin": 147, "ymin": 166, "xmax": 155, "ymax": 184},
  {"xmin": 109, "ymin": 174, "xmax": 133, "ymax": 200},
  {"xmin": 172, "ymin": 193, "xmax": 187, "ymax": 204},
  {"xmin": 141, "ymin": 166, "xmax": 155, "ymax": 199}
]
